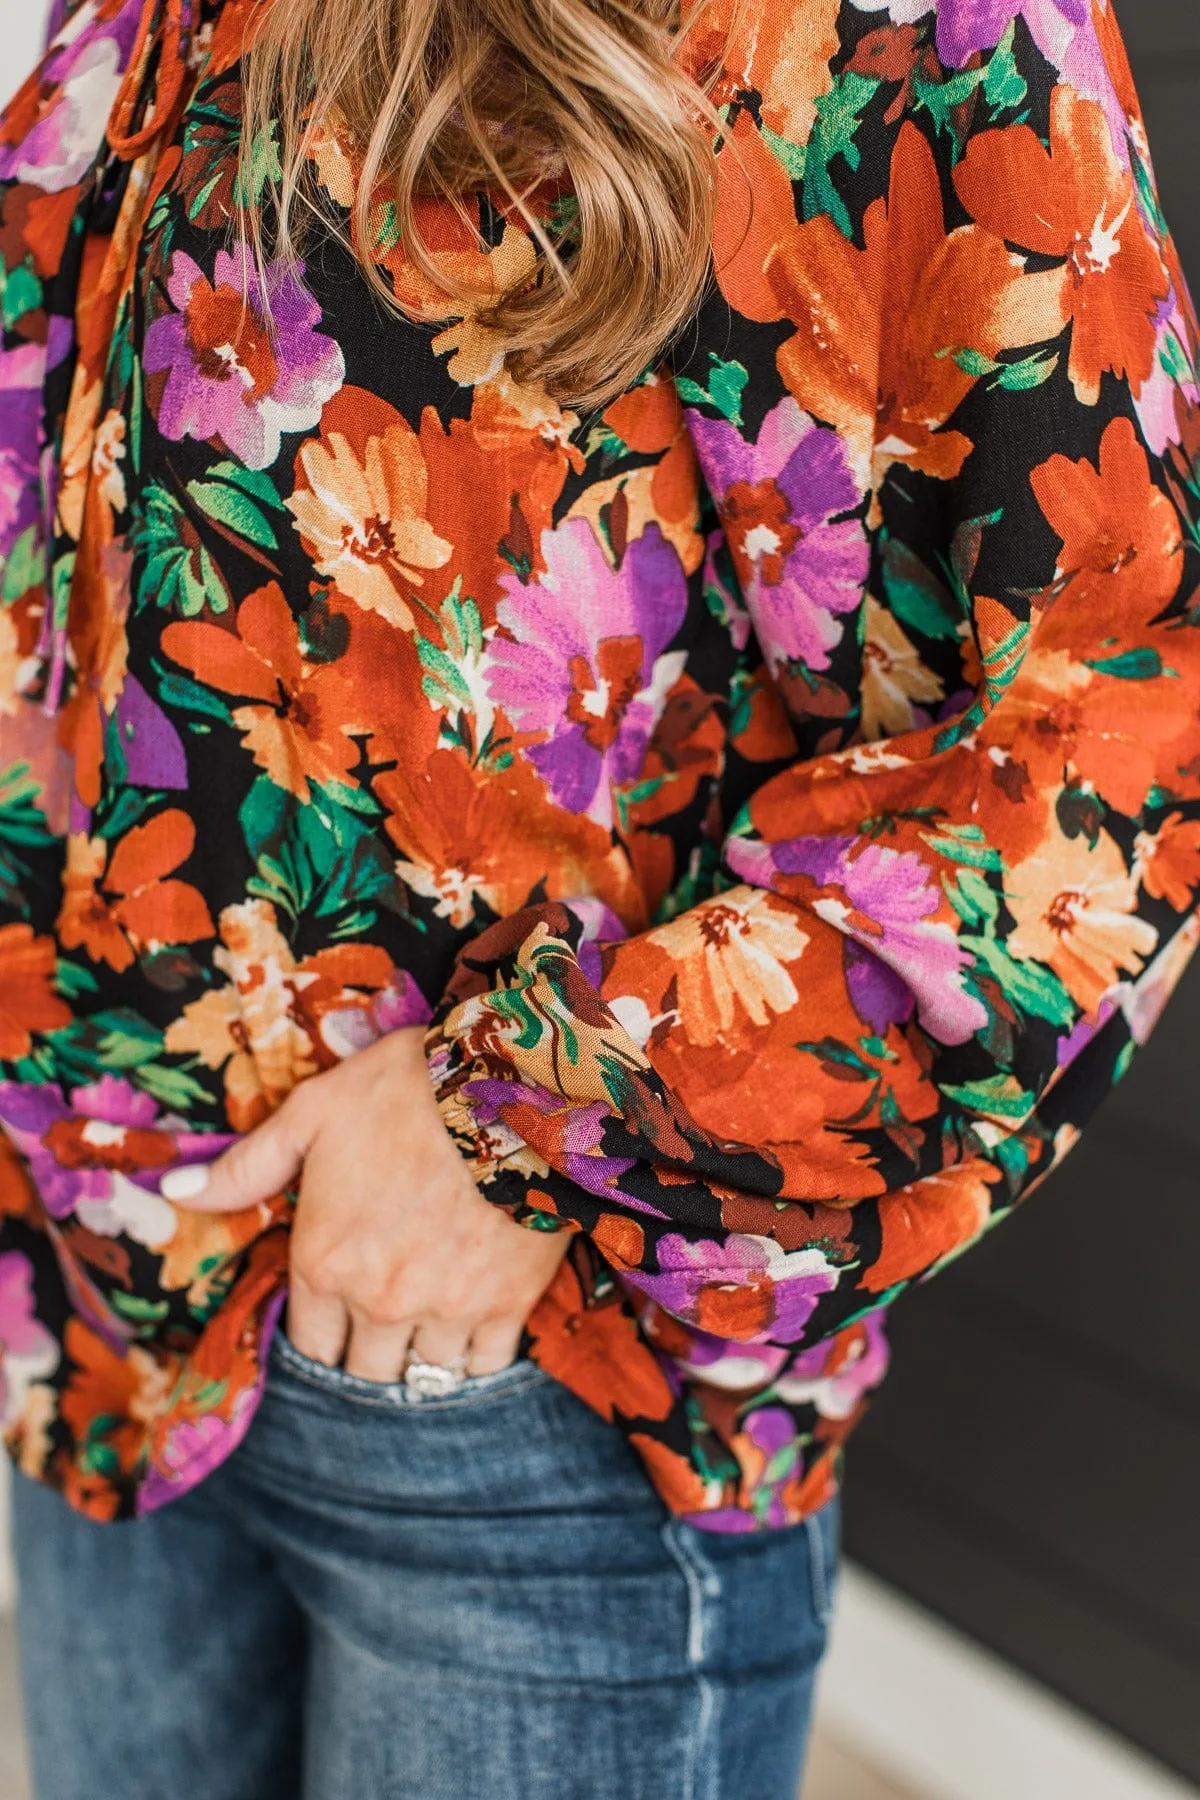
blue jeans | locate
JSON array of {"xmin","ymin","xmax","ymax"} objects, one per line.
[{"xmin": 12, "ymin": 1331, "xmax": 839, "ymax": 1800}]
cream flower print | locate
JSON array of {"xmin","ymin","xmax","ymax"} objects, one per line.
[
  {"xmin": 91, "ymin": 408, "xmax": 128, "ymax": 512},
  {"xmin": 164, "ymin": 898, "xmax": 317, "ymax": 1128},
  {"xmin": 647, "ymin": 889, "xmax": 810, "ymax": 1048},
  {"xmin": 0, "ymin": 608, "xmax": 21, "ymax": 715},
  {"xmin": 1006, "ymin": 819, "xmax": 1159, "ymax": 1014},
  {"xmin": 287, "ymin": 400, "xmax": 452, "ymax": 629},
  {"xmin": 861, "ymin": 595, "xmax": 945, "ymax": 740}
]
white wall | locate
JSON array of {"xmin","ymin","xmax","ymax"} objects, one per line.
[{"xmin": 4, "ymin": 0, "xmax": 52, "ymax": 89}]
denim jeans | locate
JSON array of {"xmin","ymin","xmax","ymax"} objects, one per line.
[{"xmin": 11, "ymin": 1330, "xmax": 839, "ymax": 1800}]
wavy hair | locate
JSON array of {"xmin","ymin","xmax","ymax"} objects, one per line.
[{"xmin": 238, "ymin": 0, "xmax": 746, "ymax": 415}]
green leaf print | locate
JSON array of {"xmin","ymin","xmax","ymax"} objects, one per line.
[
  {"xmin": 1084, "ymin": 647, "xmax": 1169, "ymax": 680},
  {"xmin": 1, "ymin": 523, "xmax": 45, "ymax": 604},
  {"xmin": 945, "ymin": 868, "xmax": 999, "ymax": 929},
  {"xmin": 674, "ymin": 353, "xmax": 748, "ymax": 427},
  {"xmin": 921, "ymin": 822, "xmax": 1003, "ymax": 871},
  {"xmin": 982, "ymin": 25, "xmax": 1029, "ymax": 115},
  {"xmin": 186, "ymin": 467, "xmax": 282, "ymax": 551},
  {"xmin": 129, "ymin": 482, "xmax": 232, "ymax": 617},
  {"xmin": 879, "ymin": 532, "xmax": 962, "ymax": 641},
  {"xmin": 802, "ymin": 73, "xmax": 880, "ymax": 236},
  {"xmin": 760, "ymin": 122, "xmax": 807, "ymax": 181},
  {"xmin": 962, "ymin": 933, "xmax": 1075, "ymax": 1027},
  {"xmin": 241, "ymin": 775, "xmax": 405, "ymax": 930},
  {"xmin": 0, "ymin": 760, "xmax": 57, "ymax": 915},
  {"xmin": 942, "ymin": 1071, "xmax": 1035, "ymax": 1123},
  {"xmin": 1, "ymin": 258, "xmax": 42, "ymax": 329}
]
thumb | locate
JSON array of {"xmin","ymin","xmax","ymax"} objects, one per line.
[{"xmin": 159, "ymin": 1094, "xmax": 313, "ymax": 1212}]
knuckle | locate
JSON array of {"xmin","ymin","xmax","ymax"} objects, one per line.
[
  {"xmin": 292, "ymin": 1254, "xmax": 340, "ymax": 1297},
  {"xmin": 353, "ymin": 1272, "xmax": 412, "ymax": 1326},
  {"xmin": 356, "ymin": 1298, "xmax": 408, "ymax": 1330}
]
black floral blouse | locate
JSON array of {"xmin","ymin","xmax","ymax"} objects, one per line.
[{"xmin": 1, "ymin": 0, "xmax": 1199, "ymax": 1531}]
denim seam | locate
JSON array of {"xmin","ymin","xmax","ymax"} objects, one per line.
[
  {"xmin": 661, "ymin": 1521, "xmax": 723, "ymax": 1800},
  {"xmin": 804, "ymin": 1511, "xmax": 833, "ymax": 1627}
]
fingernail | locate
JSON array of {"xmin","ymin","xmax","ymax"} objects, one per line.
[{"xmin": 160, "ymin": 1164, "xmax": 211, "ymax": 1202}]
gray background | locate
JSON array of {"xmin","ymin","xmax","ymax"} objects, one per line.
[{"xmin": 842, "ymin": 9, "xmax": 1200, "ymax": 1782}]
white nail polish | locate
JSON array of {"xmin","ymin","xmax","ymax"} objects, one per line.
[{"xmin": 160, "ymin": 1164, "xmax": 211, "ymax": 1202}]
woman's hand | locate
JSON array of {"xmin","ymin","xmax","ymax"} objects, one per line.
[{"xmin": 160, "ymin": 1027, "xmax": 570, "ymax": 1380}]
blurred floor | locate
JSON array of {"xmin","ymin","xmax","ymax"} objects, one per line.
[
  {"xmin": 0, "ymin": 1609, "xmax": 919, "ymax": 1800},
  {"xmin": 804, "ymin": 1733, "xmax": 924, "ymax": 1800},
  {"xmin": 1, "ymin": 1616, "xmax": 30, "ymax": 1800}
]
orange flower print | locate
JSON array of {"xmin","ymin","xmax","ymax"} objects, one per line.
[
  {"xmin": 953, "ymin": 86, "xmax": 1170, "ymax": 406},
  {"xmin": 164, "ymin": 899, "xmax": 406, "ymax": 1129},
  {"xmin": 0, "ymin": 924, "xmax": 70, "ymax": 1058},
  {"xmin": 56, "ymin": 812, "xmax": 214, "ymax": 973},
  {"xmin": 286, "ymin": 387, "xmax": 451, "ymax": 629},
  {"xmin": 864, "ymin": 1162, "xmax": 998, "ymax": 1295},
  {"xmin": 1134, "ymin": 813, "xmax": 1200, "ymax": 913},
  {"xmin": 525, "ymin": 1257, "xmax": 675, "ymax": 1425},
  {"xmin": 762, "ymin": 122, "xmax": 1067, "ymax": 495},
  {"xmin": 376, "ymin": 748, "xmax": 636, "ymax": 931},
  {"xmin": 59, "ymin": 1320, "xmax": 171, "ymax": 1484},
  {"xmin": 162, "ymin": 583, "xmax": 360, "ymax": 800},
  {"xmin": 1031, "ymin": 417, "xmax": 1184, "ymax": 633},
  {"xmin": 1005, "ymin": 819, "xmax": 1159, "ymax": 1015},
  {"xmin": 999, "ymin": 648, "xmax": 1194, "ymax": 821}
]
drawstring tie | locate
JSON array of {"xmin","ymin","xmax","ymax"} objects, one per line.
[{"xmin": 108, "ymin": 0, "xmax": 195, "ymax": 159}]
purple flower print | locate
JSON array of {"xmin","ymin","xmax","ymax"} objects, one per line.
[
  {"xmin": 463, "ymin": 1078, "xmax": 644, "ymax": 1202},
  {"xmin": 680, "ymin": 1403, "xmax": 807, "ymax": 1532},
  {"xmin": 625, "ymin": 1232, "xmax": 839, "ymax": 1345},
  {"xmin": 0, "ymin": 1, "xmax": 141, "ymax": 193},
  {"xmin": 143, "ymin": 247, "xmax": 345, "ymax": 471},
  {"xmin": 655, "ymin": 1323, "xmax": 791, "ymax": 1390},
  {"xmin": 317, "ymin": 969, "xmax": 432, "ymax": 1058},
  {"xmin": 849, "ymin": 1, "xmax": 1128, "ymax": 156},
  {"xmin": 848, "ymin": 0, "xmax": 1083, "ymax": 69},
  {"xmin": 933, "ymin": 0, "xmax": 1086, "ymax": 69},
  {"xmin": 777, "ymin": 1307, "xmax": 892, "ymax": 1418},
  {"xmin": 1136, "ymin": 284, "xmax": 1200, "ymax": 458},
  {"xmin": 138, "ymin": 1289, "xmax": 288, "ymax": 1514},
  {"xmin": 137, "ymin": 1388, "xmax": 258, "ymax": 1515},
  {"xmin": 685, "ymin": 396, "xmax": 867, "ymax": 675},
  {"xmin": 727, "ymin": 834, "xmax": 988, "ymax": 1046},
  {"xmin": 115, "ymin": 674, "xmax": 189, "ymax": 789},
  {"xmin": 0, "ymin": 1250, "xmax": 59, "ymax": 1427},
  {"xmin": 0, "ymin": 345, "xmax": 44, "ymax": 565},
  {"xmin": 486, "ymin": 518, "xmax": 689, "ymax": 829},
  {"xmin": 0, "ymin": 1076, "xmax": 233, "ymax": 1229}
]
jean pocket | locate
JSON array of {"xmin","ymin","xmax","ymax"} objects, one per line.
[{"xmin": 269, "ymin": 1328, "xmax": 554, "ymax": 1410}]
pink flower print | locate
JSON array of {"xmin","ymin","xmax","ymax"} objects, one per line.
[
  {"xmin": 684, "ymin": 397, "xmax": 867, "ymax": 677},
  {"xmin": 625, "ymin": 1233, "xmax": 839, "ymax": 1345},
  {"xmin": 486, "ymin": 518, "xmax": 689, "ymax": 828},
  {"xmin": 0, "ymin": 1251, "xmax": 59, "ymax": 1427},
  {"xmin": 144, "ymin": 247, "xmax": 345, "ymax": 471}
]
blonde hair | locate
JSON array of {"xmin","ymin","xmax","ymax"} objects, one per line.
[{"xmin": 238, "ymin": 0, "xmax": 744, "ymax": 416}]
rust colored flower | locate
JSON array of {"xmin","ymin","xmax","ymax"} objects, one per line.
[
  {"xmin": 0, "ymin": 923, "xmax": 70, "ymax": 1058},
  {"xmin": 56, "ymin": 812, "xmax": 214, "ymax": 973},
  {"xmin": 162, "ymin": 583, "xmax": 361, "ymax": 800},
  {"xmin": 954, "ymin": 86, "xmax": 1170, "ymax": 406}
]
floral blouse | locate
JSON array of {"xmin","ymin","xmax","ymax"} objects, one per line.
[{"xmin": 1, "ymin": 0, "xmax": 1199, "ymax": 1533}]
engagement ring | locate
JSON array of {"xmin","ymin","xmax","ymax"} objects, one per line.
[{"xmin": 403, "ymin": 1354, "xmax": 468, "ymax": 1400}]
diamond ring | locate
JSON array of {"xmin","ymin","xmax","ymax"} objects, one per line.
[{"xmin": 403, "ymin": 1353, "xmax": 468, "ymax": 1400}]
